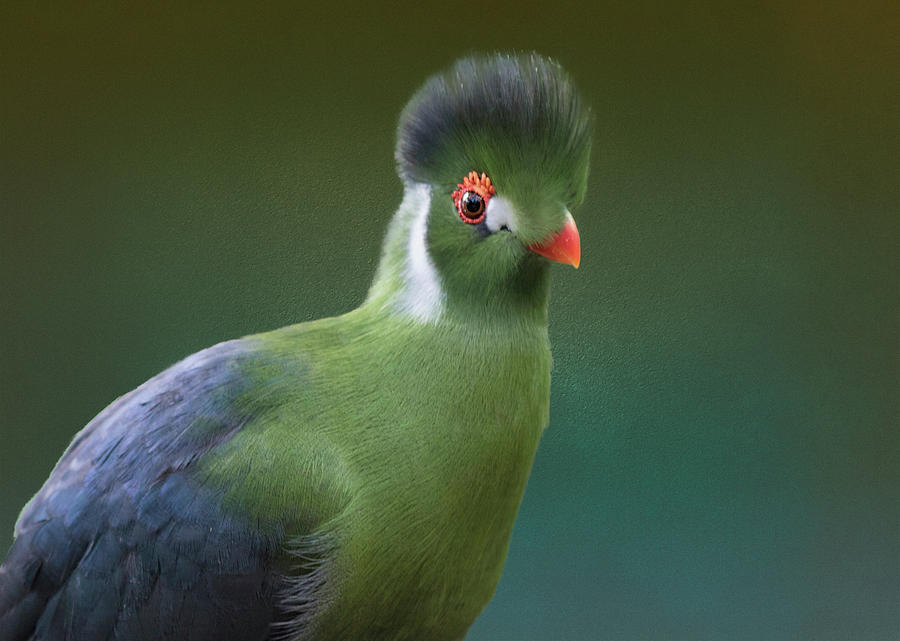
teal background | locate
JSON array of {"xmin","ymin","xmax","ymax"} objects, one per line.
[{"xmin": 1, "ymin": 3, "xmax": 897, "ymax": 639}]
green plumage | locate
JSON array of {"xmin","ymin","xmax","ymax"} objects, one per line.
[
  {"xmin": 207, "ymin": 312, "xmax": 551, "ymax": 638},
  {"xmin": 0, "ymin": 52, "xmax": 591, "ymax": 641}
]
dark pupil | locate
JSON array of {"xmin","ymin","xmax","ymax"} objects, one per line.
[{"xmin": 464, "ymin": 192, "xmax": 483, "ymax": 215}]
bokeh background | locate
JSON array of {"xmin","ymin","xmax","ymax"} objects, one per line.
[{"xmin": 2, "ymin": 2, "xmax": 897, "ymax": 639}]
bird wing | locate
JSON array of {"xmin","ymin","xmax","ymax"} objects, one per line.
[{"xmin": 0, "ymin": 339, "xmax": 321, "ymax": 641}]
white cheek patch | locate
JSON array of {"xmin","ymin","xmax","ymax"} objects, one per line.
[
  {"xmin": 397, "ymin": 183, "xmax": 444, "ymax": 323},
  {"xmin": 485, "ymin": 196, "xmax": 518, "ymax": 233}
]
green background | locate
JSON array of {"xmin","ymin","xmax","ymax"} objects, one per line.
[{"xmin": 1, "ymin": 3, "xmax": 897, "ymax": 639}]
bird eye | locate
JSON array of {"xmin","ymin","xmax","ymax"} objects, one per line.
[
  {"xmin": 460, "ymin": 192, "xmax": 485, "ymax": 220},
  {"xmin": 451, "ymin": 171, "xmax": 495, "ymax": 225}
]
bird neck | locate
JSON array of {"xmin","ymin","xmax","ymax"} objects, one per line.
[{"xmin": 364, "ymin": 182, "xmax": 551, "ymax": 331}]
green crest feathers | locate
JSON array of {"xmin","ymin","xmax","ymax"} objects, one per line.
[{"xmin": 396, "ymin": 53, "xmax": 593, "ymax": 205}]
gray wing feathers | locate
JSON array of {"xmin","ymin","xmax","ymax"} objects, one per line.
[{"xmin": 0, "ymin": 339, "xmax": 307, "ymax": 641}]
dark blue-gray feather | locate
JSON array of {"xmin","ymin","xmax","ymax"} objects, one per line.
[{"xmin": 0, "ymin": 340, "xmax": 300, "ymax": 641}]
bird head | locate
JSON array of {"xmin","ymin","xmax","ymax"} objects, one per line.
[{"xmin": 370, "ymin": 53, "xmax": 592, "ymax": 324}]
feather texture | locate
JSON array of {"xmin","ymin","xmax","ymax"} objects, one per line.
[{"xmin": 0, "ymin": 341, "xmax": 294, "ymax": 640}]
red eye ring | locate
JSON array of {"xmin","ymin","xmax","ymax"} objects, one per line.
[{"xmin": 451, "ymin": 171, "xmax": 495, "ymax": 225}]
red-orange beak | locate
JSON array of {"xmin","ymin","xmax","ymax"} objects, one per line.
[{"xmin": 526, "ymin": 212, "xmax": 581, "ymax": 268}]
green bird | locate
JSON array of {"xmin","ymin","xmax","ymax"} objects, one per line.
[{"xmin": 0, "ymin": 52, "xmax": 592, "ymax": 641}]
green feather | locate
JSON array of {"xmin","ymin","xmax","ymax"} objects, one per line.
[{"xmin": 204, "ymin": 311, "xmax": 551, "ymax": 637}]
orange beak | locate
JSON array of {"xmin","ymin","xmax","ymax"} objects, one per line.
[{"xmin": 526, "ymin": 212, "xmax": 581, "ymax": 268}]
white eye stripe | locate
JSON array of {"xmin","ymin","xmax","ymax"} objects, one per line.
[{"xmin": 484, "ymin": 196, "xmax": 517, "ymax": 233}]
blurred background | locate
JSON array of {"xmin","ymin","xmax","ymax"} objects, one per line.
[{"xmin": 1, "ymin": 2, "xmax": 897, "ymax": 639}]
